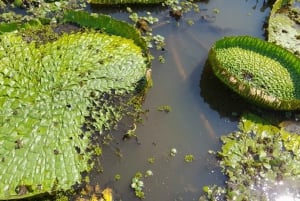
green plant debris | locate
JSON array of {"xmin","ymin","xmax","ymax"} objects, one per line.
[
  {"xmin": 131, "ymin": 172, "xmax": 145, "ymax": 199},
  {"xmin": 170, "ymin": 148, "xmax": 177, "ymax": 157},
  {"xmin": 148, "ymin": 157, "xmax": 155, "ymax": 164},
  {"xmin": 114, "ymin": 174, "xmax": 121, "ymax": 181},
  {"xmin": 157, "ymin": 105, "xmax": 172, "ymax": 113},
  {"xmin": 213, "ymin": 8, "xmax": 220, "ymax": 14},
  {"xmin": 158, "ymin": 55, "xmax": 166, "ymax": 63},
  {"xmin": 200, "ymin": 113, "xmax": 300, "ymax": 200},
  {"xmin": 208, "ymin": 35, "xmax": 300, "ymax": 110},
  {"xmin": 162, "ymin": 0, "xmax": 200, "ymax": 20},
  {"xmin": 184, "ymin": 154, "xmax": 194, "ymax": 162},
  {"xmin": 0, "ymin": 27, "xmax": 147, "ymax": 199},
  {"xmin": 145, "ymin": 170, "xmax": 153, "ymax": 177}
]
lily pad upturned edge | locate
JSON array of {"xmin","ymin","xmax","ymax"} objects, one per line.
[
  {"xmin": 0, "ymin": 12, "xmax": 149, "ymax": 200},
  {"xmin": 63, "ymin": 10, "xmax": 149, "ymax": 54},
  {"xmin": 208, "ymin": 35, "xmax": 300, "ymax": 110}
]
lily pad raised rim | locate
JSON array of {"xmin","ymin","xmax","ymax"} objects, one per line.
[{"xmin": 208, "ymin": 35, "xmax": 300, "ymax": 110}]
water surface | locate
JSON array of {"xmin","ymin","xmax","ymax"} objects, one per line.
[{"xmin": 88, "ymin": 1, "xmax": 271, "ymax": 200}]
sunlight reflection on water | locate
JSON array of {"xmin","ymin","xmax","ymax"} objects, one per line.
[
  {"xmin": 249, "ymin": 178, "xmax": 300, "ymax": 201},
  {"xmin": 276, "ymin": 195, "xmax": 300, "ymax": 201}
]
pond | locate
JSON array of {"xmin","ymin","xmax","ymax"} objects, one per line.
[{"xmin": 85, "ymin": 0, "xmax": 274, "ymax": 200}]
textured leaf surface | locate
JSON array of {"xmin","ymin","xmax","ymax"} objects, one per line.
[
  {"xmin": 0, "ymin": 30, "xmax": 147, "ymax": 199},
  {"xmin": 208, "ymin": 36, "xmax": 300, "ymax": 110},
  {"xmin": 63, "ymin": 10, "xmax": 148, "ymax": 52}
]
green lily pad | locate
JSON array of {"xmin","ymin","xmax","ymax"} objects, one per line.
[
  {"xmin": 0, "ymin": 25, "xmax": 147, "ymax": 199},
  {"xmin": 208, "ymin": 36, "xmax": 300, "ymax": 110}
]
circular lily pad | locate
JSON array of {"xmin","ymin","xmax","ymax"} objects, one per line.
[
  {"xmin": 0, "ymin": 20, "xmax": 147, "ymax": 200},
  {"xmin": 208, "ymin": 36, "xmax": 300, "ymax": 110}
]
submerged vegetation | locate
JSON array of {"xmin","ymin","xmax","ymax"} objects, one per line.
[{"xmin": 200, "ymin": 113, "xmax": 300, "ymax": 200}]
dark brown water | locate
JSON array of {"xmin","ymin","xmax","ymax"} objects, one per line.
[{"xmin": 88, "ymin": 0, "xmax": 272, "ymax": 200}]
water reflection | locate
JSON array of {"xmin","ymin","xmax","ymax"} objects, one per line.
[{"xmin": 276, "ymin": 195, "xmax": 300, "ymax": 201}]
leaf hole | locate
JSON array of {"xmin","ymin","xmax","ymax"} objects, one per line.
[
  {"xmin": 15, "ymin": 139, "xmax": 23, "ymax": 149},
  {"xmin": 75, "ymin": 146, "xmax": 81, "ymax": 154},
  {"xmin": 53, "ymin": 149, "xmax": 60, "ymax": 155},
  {"xmin": 15, "ymin": 185, "xmax": 33, "ymax": 195}
]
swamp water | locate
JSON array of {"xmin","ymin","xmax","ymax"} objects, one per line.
[{"xmin": 87, "ymin": 0, "xmax": 274, "ymax": 200}]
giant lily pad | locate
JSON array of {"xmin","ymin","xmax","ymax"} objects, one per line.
[
  {"xmin": 208, "ymin": 35, "xmax": 300, "ymax": 110},
  {"xmin": 0, "ymin": 14, "xmax": 148, "ymax": 199}
]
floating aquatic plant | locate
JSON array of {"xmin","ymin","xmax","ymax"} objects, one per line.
[
  {"xmin": 0, "ymin": 14, "xmax": 148, "ymax": 200},
  {"xmin": 157, "ymin": 105, "xmax": 172, "ymax": 113},
  {"xmin": 131, "ymin": 172, "xmax": 145, "ymax": 199},
  {"xmin": 170, "ymin": 148, "xmax": 177, "ymax": 156},
  {"xmin": 63, "ymin": 10, "xmax": 148, "ymax": 54},
  {"xmin": 184, "ymin": 154, "xmax": 194, "ymax": 163},
  {"xmin": 200, "ymin": 113, "xmax": 300, "ymax": 200},
  {"xmin": 208, "ymin": 35, "xmax": 300, "ymax": 110},
  {"xmin": 267, "ymin": 0, "xmax": 300, "ymax": 56}
]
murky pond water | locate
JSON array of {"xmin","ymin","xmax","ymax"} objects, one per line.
[{"xmin": 87, "ymin": 0, "xmax": 272, "ymax": 200}]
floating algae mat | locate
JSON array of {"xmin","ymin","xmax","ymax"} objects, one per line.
[
  {"xmin": 0, "ymin": 12, "xmax": 148, "ymax": 199},
  {"xmin": 208, "ymin": 36, "xmax": 300, "ymax": 110}
]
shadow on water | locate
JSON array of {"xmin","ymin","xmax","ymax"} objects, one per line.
[{"xmin": 200, "ymin": 61, "xmax": 249, "ymax": 121}]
